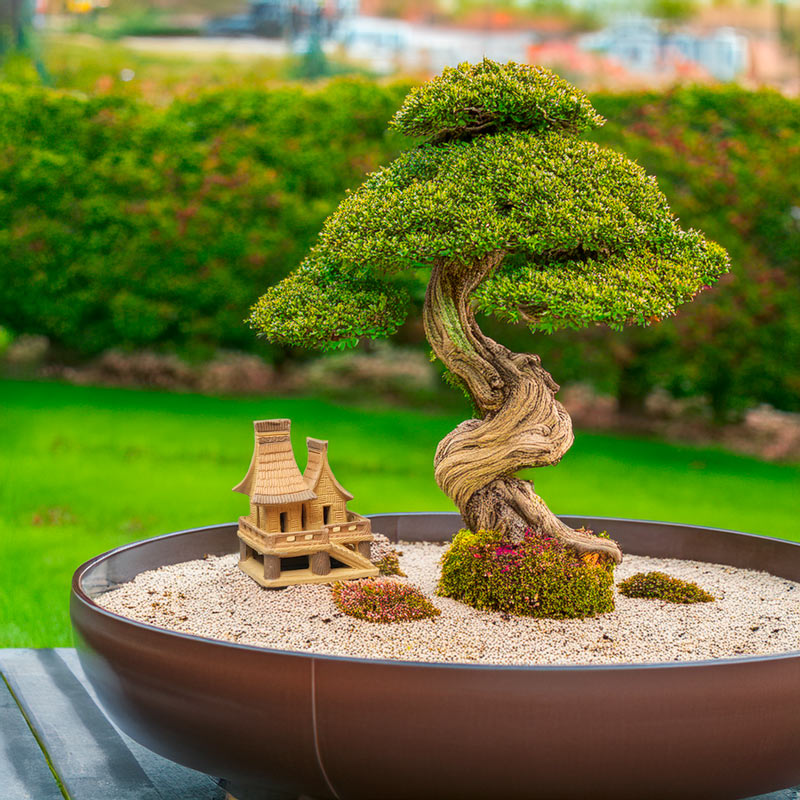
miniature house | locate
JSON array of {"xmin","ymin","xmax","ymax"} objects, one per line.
[{"xmin": 233, "ymin": 419, "xmax": 378, "ymax": 588}]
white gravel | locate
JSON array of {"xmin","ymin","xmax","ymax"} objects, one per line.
[{"xmin": 96, "ymin": 542, "xmax": 800, "ymax": 666}]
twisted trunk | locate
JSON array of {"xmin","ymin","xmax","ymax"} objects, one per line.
[{"xmin": 424, "ymin": 255, "xmax": 622, "ymax": 564}]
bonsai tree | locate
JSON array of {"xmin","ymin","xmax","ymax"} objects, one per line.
[{"xmin": 250, "ymin": 61, "xmax": 729, "ymax": 565}]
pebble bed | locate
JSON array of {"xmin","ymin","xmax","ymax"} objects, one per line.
[{"xmin": 96, "ymin": 542, "xmax": 800, "ymax": 666}]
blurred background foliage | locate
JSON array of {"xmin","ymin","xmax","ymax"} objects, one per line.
[{"xmin": 0, "ymin": 66, "xmax": 798, "ymax": 421}]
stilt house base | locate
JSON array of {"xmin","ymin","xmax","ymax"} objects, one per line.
[{"xmin": 238, "ymin": 542, "xmax": 378, "ymax": 589}]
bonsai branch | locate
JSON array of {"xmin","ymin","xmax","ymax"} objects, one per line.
[{"xmin": 423, "ymin": 256, "xmax": 623, "ymax": 563}]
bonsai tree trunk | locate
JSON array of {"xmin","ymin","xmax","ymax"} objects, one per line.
[{"xmin": 424, "ymin": 255, "xmax": 623, "ymax": 563}]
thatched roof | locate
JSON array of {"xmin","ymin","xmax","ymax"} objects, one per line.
[
  {"xmin": 303, "ymin": 438, "xmax": 354, "ymax": 501},
  {"xmin": 233, "ymin": 419, "xmax": 316, "ymax": 505}
]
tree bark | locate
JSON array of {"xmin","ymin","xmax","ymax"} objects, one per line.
[{"xmin": 423, "ymin": 255, "xmax": 623, "ymax": 563}]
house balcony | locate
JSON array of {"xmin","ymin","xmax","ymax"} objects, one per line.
[
  {"xmin": 237, "ymin": 516, "xmax": 329, "ymax": 556},
  {"xmin": 325, "ymin": 512, "xmax": 372, "ymax": 544}
]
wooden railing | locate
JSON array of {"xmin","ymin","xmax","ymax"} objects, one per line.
[
  {"xmin": 238, "ymin": 516, "xmax": 329, "ymax": 553},
  {"xmin": 238, "ymin": 516, "xmax": 270, "ymax": 549},
  {"xmin": 325, "ymin": 514, "xmax": 371, "ymax": 542},
  {"xmin": 239, "ymin": 511, "xmax": 373, "ymax": 555},
  {"xmin": 269, "ymin": 529, "xmax": 328, "ymax": 548}
]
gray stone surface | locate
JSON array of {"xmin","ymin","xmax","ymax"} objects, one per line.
[{"xmin": 0, "ymin": 648, "xmax": 224, "ymax": 800}]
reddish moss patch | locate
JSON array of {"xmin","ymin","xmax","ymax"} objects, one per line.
[
  {"xmin": 618, "ymin": 571, "xmax": 714, "ymax": 603},
  {"xmin": 437, "ymin": 528, "xmax": 615, "ymax": 619},
  {"xmin": 332, "ymin": 578, "xmax": 440, "ymax": 623}
]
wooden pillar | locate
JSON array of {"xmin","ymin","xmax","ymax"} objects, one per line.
[
  {"xmin": 357, "ymin": 541, "xmax": 371, "ymax": 559},
  {"xmin": 263, "ymin": 554, "xmax": 280, "ymax": 581},
  {"xmin": 310, "ymin": 551, "xmax": 331, "ymax": 576},
  {"xmin": 239, "ymin": 540, "xmax": 249, "ymax": 562}
]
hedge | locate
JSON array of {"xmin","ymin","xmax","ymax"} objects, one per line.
[
  {"xmin": 591, "ymin": 86, "xmax": 800, "ymax": 419},
  {"xmin": 0, "ymin": 79, "xmax": 407, "ymax": 359},
  {"xmin": 495, "ymin": 85, "xmax": 800, "ymax": 418},
  {"xmin": 0, "ymin": 79, "xmax": 798, "ymax": 415}
]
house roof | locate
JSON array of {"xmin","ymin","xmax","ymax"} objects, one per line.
[
  {"xmin": 233, "ymin": 419, "xmax": 316, "ymax": 505},
  {"xmin": 303, "ymin": 438, "xmax": 354, "ymax": 502}
]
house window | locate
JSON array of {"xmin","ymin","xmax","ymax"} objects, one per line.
[
  {"xmin": 279, "ymin": 511, "xmax": 288, "ymax": 532},
  {"xmin": 301, "ymin": 504, "xmax": 307, "ymax": 529},
  {"xmin": 323, "ymin": 505, "xmax": 331, "ymax": 524}
]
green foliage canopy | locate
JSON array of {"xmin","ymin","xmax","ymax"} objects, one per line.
[
  {"xmin": 251, "ymin": 60, "xmax": 729, "ymax": 350},
  {"xmin": 390, "ymin": 59, "xmax": 603, "ymax": 140}
]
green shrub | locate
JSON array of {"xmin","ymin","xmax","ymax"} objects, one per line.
[
  {"xmin": 587, "ymin": 86, "xmax": 800, "ymax": 418},
  {"xmin": 618, "ymin": 571, "xmax": 714, "ymax": 603},
  {"xmin": 438, "ymin": 529, "xmax": 615, "ymax": 619},
  {"xmin": 332, "ymin": 578, "xmax": 439, "ymax": 623},
  {"xmin": 0, "ymin": 79, "xmax": 407, "ymax": 359}
]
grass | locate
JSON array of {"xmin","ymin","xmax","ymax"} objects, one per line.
[
  {"xmin": 13, "ymin": 33, "xmax": 372, "ymax": 102},
  {"xmin": 1, "ymin": 378, "xmax": 799, "ymax": 647},
  {"xmin": 37, "ymin": 34, "xmax": 293, "ymax": 101}
]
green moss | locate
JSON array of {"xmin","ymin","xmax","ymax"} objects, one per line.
[
  {"xmin": 437, "ymin": 528, "xmax": 615, "ymax": 619},
  {"xmin": 332, "ymin": 578, "xmax": 440, "ymax": 623},
  {"xmin": 376, "ymin": 552, "xmax": 406, "ymax": 577},
  {"xmin": 618, "ymin": 571, "xmax": 714, "ymax": 603}
]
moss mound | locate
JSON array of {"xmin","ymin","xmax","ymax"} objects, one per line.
[
  {"xmin": 376, "ymin": 552, "xmax": 406, "ymax": 577},
  {"xmin": 370, "ymin": 533, "xmax": 406, "ymax": 577},
  {"xmin": 618, "ymin": 571, "xmax": 715, "ymax": 603},
  {"xmin": 332, "ymin": 578, "xmax": 440, "ymax": 623},
  {"xmin": 437, "ymin": 529, "xmax": 615, "ymax": 619}
]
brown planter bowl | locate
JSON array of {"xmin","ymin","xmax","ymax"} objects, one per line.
[{"xmin": 71, "ymin": 513, "xmax": 800, "ymax": 800}]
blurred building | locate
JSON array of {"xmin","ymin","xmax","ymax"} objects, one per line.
[
  {"xmin": 207, "ymin": 0, "xmax": 354, "ymax": 39},
  {"xmin": 527, "ymin": 38, "xmax": 631, "ymax": 88},
  {"xmin": 336, "ymin": 14, "xmax": 536, "ymax": 73},
  {"xmin": 35, "ymin": 0, "xmax": 110, "ymax": 11},
  {"xmin": 580, "ymin": 17, "xmax": 749, "ymax": 82}
]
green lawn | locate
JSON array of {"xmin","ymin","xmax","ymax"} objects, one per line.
[{"xmin": 1, "ymin": 378, "xmax": 799, "ymax": 647}]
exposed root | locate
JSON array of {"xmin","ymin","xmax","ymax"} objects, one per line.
[
  {"xmin": 464, "ymin": 477, "xmax": 623, "ymax": 563},
  {"xmin": 424, "ymin": 255, "xmax": 623, "ymax": 565}
]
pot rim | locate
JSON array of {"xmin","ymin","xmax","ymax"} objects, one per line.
[{"xmin": 72, "ymin": 514, "xmax": 800, "ymax": 672}]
